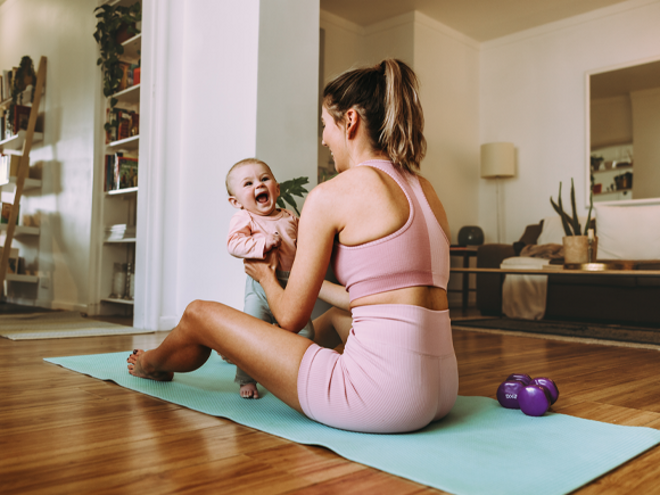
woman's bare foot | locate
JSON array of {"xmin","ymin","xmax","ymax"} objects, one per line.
[
  {"xmin": 240, "ymin": 382, "xmax": 259, "ymax": 399},
  {"xmin": 127, "ymin": 349, "xmax": 174, "ymax": 381}
]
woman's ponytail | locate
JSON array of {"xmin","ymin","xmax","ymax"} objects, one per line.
[
  {"xmin": 380, "ymin": 59, "xmax": 426, "ymax": 173},
  {"xmin": 323, "ymin": 59, "xmax": 426, "ymax": 174}
]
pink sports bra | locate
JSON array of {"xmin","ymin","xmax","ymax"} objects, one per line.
[{"xmin": 331, "ymin": 160, "xmax": 450, "ymax": 302}]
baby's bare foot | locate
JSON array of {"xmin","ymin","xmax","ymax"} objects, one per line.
[
  {"xmin": 240, "ymin": 382, "xmax": 259, "ymax": 399},
  {"xmin": 127, "ymin": 349, "xmax": 174, "ymax": 381}
]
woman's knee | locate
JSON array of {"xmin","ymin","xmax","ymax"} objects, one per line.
[{"xmin": 181, "ymin": 299, "xmax": 227, "ymax": 329}]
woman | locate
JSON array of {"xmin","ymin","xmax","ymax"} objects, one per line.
[{"xmin": 128, "ymin": 59, "xmax": 458, "ymax": 433}]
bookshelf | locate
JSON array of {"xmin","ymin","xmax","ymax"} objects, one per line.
[
  {"xmin": 0, "ymin": 57, "xmax": 47, "ymax": 296},
  {"xmin": 95, "ymin": 1, "xmax": 142, "ymax": 316}
]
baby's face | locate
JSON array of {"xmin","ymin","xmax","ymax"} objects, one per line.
[{"xmin": 228, "ymin": 162, "xmax": 280, "ymax": 216}]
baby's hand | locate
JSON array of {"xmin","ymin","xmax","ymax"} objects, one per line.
[{"xmin": 264, "ymin": 232, "xmax": 281, "ymax": 252}]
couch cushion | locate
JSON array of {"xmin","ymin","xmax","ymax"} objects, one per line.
[
  {"xmin": 537, "ymin": 216, "xmax": 588, "ymax": 245},
  {"xmin": 595, "ymin": 204, "xmax": 660, "ymax": 260}
]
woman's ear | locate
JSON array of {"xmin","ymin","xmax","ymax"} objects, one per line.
[{"xmin": 344, "ymin": 108, "xmax": 359, "ymax": 140}]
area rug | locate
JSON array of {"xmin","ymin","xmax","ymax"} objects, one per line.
[
  {"xmin": 453, "ymin": 317, "xmax": 660, "ymax": 347},
  {"xmin": 0, "ymin": 311, "xmax": 153, "ymax": 340},
  {"xmin": 45, "ymin": 351, "xmax": 660, "ymax": 495}
]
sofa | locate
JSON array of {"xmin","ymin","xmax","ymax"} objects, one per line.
[{"xmin": 476, "ymin": 204, "xmax": 660, "ymax": 326}]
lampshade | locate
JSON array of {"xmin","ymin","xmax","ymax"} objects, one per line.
[{"xmin": 480, "ymin": 142, "xmax": 515, "ymax": 178}]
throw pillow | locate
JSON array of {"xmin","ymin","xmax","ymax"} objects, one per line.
[{"xmin": 595, "ymin": 204, "xmax": 660, "ymax": 260}]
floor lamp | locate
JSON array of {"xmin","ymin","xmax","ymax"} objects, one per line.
[{"xmin": 481, "ymin": 142, "xmax": 515, "ymax": 243}]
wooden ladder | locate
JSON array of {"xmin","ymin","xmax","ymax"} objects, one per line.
[{"xmin": 0, "ymin": 55, "xmax": 47, "ymax": 298}]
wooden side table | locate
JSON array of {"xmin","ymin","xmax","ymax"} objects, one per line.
[{"xmin": 449, "ymin": 246, "xmax": 479, "ymax": 315}]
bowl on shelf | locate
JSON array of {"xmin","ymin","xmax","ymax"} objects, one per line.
[{"xmin": 457, "ymin": 226, "xmax": 484, "ymax": 246}]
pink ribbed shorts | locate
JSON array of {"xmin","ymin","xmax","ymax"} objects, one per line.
[{"xmin": 297, "ymin": 304, "xmax": 458, "ymax": 433}]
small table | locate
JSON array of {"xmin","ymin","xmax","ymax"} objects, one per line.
[
  {"xmin": 450, "ymin": 246, "xmax": 479, "ymax": 315},
  {"xmin": 450, "ymin": 266, "xmax": 660, "ymax": 277}
]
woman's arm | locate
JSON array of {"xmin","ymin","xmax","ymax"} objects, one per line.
[{"xmin": 318, "ymin": 280, "xmax": 350, "ymax": 312}]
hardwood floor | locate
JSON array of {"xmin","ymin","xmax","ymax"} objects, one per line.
[{"xmin": 1, "ymin": 313, "xmax": 660, "ymax": 494}]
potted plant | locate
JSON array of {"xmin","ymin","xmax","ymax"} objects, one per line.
[
  {"xmin": 550, "ymin": 178, "xmax": 596, "ymax": 264},
  {"xmin": 276, "ymin": 176, "xmax": 309, "ymax": 216},
  {"xmin": 93, "ymin": 2, "xmax": 141, "ymax": 109},
  {"xmin": 6, "ymin": 55, "xmax": 36, "ymax": 137}
]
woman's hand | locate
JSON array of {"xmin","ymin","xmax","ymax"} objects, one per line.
[{"xmin": 244, "ymin": 249, "xmax": 278, "ymax": 284}]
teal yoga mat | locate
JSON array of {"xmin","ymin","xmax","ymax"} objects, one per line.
[{"xmin": 45, "ymin": 352, "xmax": 660, "ymax": 495}]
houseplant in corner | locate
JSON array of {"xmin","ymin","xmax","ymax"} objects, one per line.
[
  {"xmin": 550, "ymin": 178, "xmax": 596, "ymax": 264},
  {"xmin": 93, "ymin": 2, "xmax": 141, "ymax": 108}
]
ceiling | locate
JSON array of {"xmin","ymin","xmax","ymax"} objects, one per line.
[{"xmin": 320, "ymin": 0, "xmax": 633, "ymax": 42}]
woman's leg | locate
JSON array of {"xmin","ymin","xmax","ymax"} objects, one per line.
[
  {"xmin": 127, "ymin": 299, "xmax": 314, "ymax": 412},
  {"xmin": 311, "ymin": 307, "xmax": 353, "ymax": 350}
]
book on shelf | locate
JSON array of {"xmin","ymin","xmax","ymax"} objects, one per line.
[
  {"xmin": 0, "ymin": 247, "xmax": 19, "ymax": 274},
  {"xmin": 1, "ymin": 201, "xmax": 18, "ymax": 225},
  {"xmin": 105, "ymin": 153, "xmax": 138, "ymax": 191},
  {"xmin": 2, "ymin": 69, "xmax": 12, "ymax": 102},
  {"xmin": 0, "ymin": 154, "xmax": 21, "ymax": 186},
  {"xmin": 106, "ymin": 107, "xmax": 139, "ymax": 143},
  {"xmin": 13, "ymin": 104, "xmax": 31, "ymax": 132},
  {"xmin": 105, "ymin": 223, "xmax": 136, "ymax": 241}
]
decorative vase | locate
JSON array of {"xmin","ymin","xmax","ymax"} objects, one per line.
[
  {"xmin": 563, "ymin": 236, "xmax": 598, "ymax": 264},
  {"xmin": 457, "ymin": 226, "xmax": 484, "ymax": 246}
]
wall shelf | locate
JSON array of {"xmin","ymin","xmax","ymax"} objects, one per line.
[
  {"xmin": 106, "ymin": 186, "xmax": 138, "ymax": 196},
  {"xmin": 0, "ymin": 130, "xmax": 44, "ymax": 151},
  {"xmin": 112, "ymin": 84, "xmax": 140, "ymax": 105},
  {"xmin": 107, "ymin": 135, "xmax": 139, "ymax": 151},
  {"xmin": 121, "ymin": 34, "xmax": 141, "ymax": 61},
  {"xmin": 1, "ymin": 177, "xmax": 42, "ymax": 190},
  {"xmin": 104, "ymin": 238, "xmax": 136, "ymax": 244},
  {"xmin": 594, "ymin": 187, "xmax": 632, "ymax": 196},
  {"xmin": 0, "ymin": 224, "xmax": 40, "ymax": 236},
  {"xmin": 0, "ymin": 85, "xmax": 44, "ymax": 110},
  {"xmin": 93, "ymin": 4, "xmax": 141, "ymax": 315},
  {"xmin": 101, "ymin": 297, "xmax": 134, "ymax": 306},
  {"xmin": 5, "ymin": 273, "xmax": 38, "ymax": 283},
  {"xmin": 593, "ymin": 164, "xmax": 633, "ymax": 174}
]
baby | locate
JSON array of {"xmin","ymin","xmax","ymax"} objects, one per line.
[{"xmin": 225, "ymin": 158, "xmax": 315, "ymax": 399}]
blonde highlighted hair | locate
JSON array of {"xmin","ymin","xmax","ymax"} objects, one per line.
[{"xmin": 323, "ymin": 59, "xmax": 426, "ymax": 174}]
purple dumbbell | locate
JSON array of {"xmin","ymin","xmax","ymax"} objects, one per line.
[
  {"xmin": 518, "ymin": 384, "xmax": 553, "ymax": 417},
  {"xmin": 507, "ymin": 373, "xmax": 532, "ymax": 386},
  {"xmin": 496, "ymin": 378, "xmax": 528, "ymax": 409},
  {"xmin": 532, "ymin": 377, "xmax": 559, "ymax": 404},
  {"xmin": 496, "ymin": 374, "xmax": 560, "ymax": 415}
]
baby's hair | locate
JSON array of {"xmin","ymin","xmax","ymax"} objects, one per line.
[
  {"xmin": 323, "ymin": 58, "xmax": 426, "ymax": 174},
  {"xmin": 225, "ymin": 158, "xmax": 274, "ymax": 195}
]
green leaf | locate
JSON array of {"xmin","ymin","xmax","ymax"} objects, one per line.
[{"xmin": 277, "ymin": 176, "xmax": 309, "ymax": 215}]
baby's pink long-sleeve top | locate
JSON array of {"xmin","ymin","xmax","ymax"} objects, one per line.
[{"xmin": 226, "ymin": 209, "xmax": 299, "ymax": 271}]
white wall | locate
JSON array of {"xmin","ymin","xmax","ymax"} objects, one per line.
[
  {"xmin": 135, "ymin": 0, "xmax": 319, "ymax": 330},
  {"xmin": 256, "ymin": 0, "xmax": 320, "ymax": 187},
  {"xmin": 0, "ymin": 0, "xmax": 98, "ymax": 310},
  {"xmin": 480, "ymin": 0, "xmax": 660, "ymax": 242},
  {"xmin": 319, "ymin": 11, "xmax": 481, "ymax": 244},
  {"xmin": 413, "ymin": 13, "xmax": 481, "ymax": 245}
]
